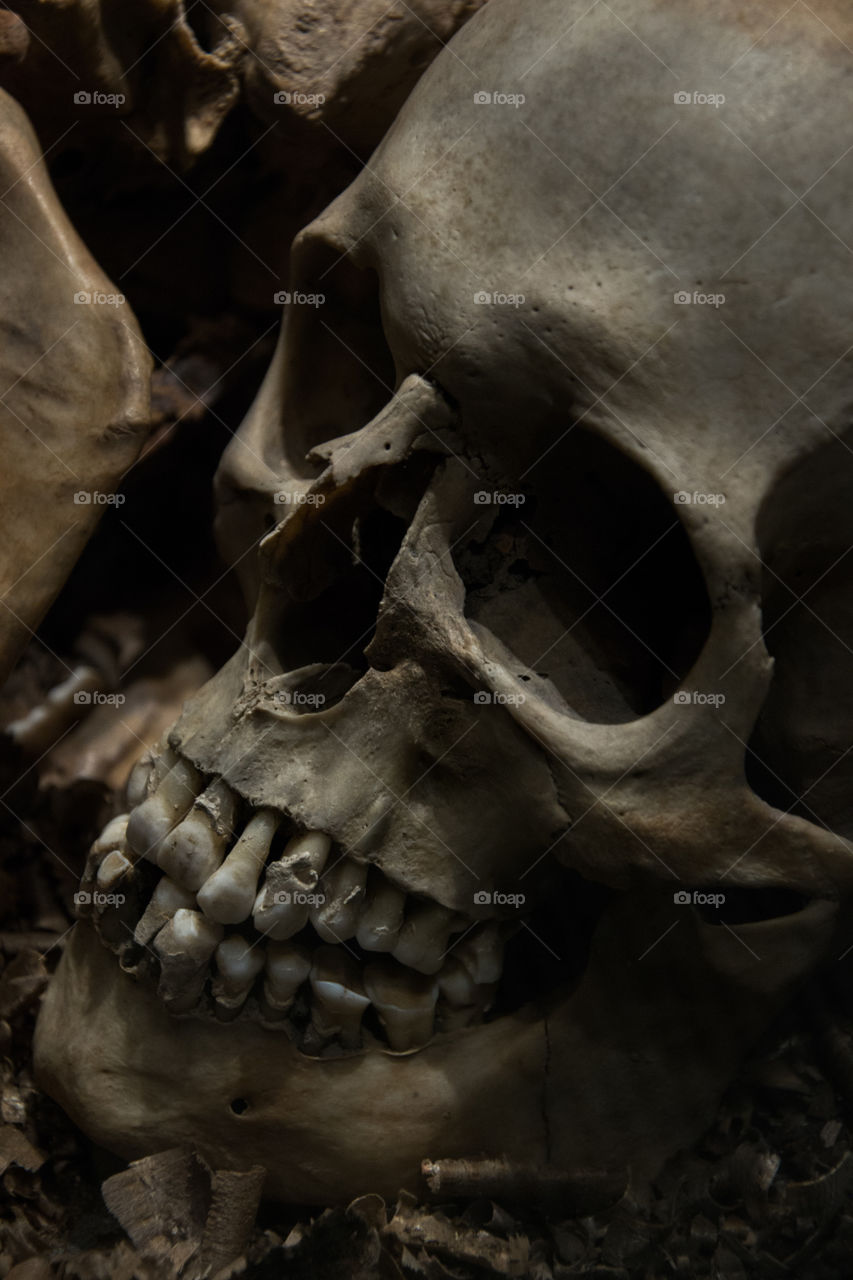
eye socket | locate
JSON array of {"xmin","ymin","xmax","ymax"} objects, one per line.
[
  {"xmin": 281, "ymin": 240, "xmax": 397, "ymax": 467},
  {"xmin": 454, "ymin": 426, "xmax": 712, "ymax": 723}
]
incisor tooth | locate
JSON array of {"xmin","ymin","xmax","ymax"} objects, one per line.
[
  {"xmin": 212, "ymin": 935, "xmax": 264, "ymax": 1020},
  {"xmin": 436, "ymin": 956, "xmax": 495, "ymax": 1031},
  {"xmin": 197, "ymin": 808, "xmax": 279, "ymax": 924},
  {"xmin": 392, "ymin": 901, "xmax": 459, "ymax": 975},
  {"xmin": 157, "ymin": 778, "xmax": 238, "ymax": 891},
  {"xmin": 92, "ymin": 813, "xmax": 130, "ymax": 857},
  {"xmin": 134, "ymin": 875, "xmax": 197, "ymax": 946},
  {"xmin": 364, "ymin": 957, "xmax": 438, "ymax": 1051},
  {"xmin": 356, "ymin": 874, "xmax": 406, "ymax": 952},
  {"xmin": 253, "ymin": 830, "xmax": 330, "ymax": 940},
  {"xmin": 95, "ymin": 850, "xmax": 134, "ymax": 891},
  {"xmin": 126, "ymin": 757, "xmax": 203, "ymax": 863},
  {"xmin": 451, "ymin": 922, "xmax": 505, "ymax": 985},
  {"xmin": 154, "ymin": 908, "xmax": 223, "ymax": 1013},
  {"xmin": 263, "ymin": 941, "xmax": 311, "ymax": 1018},
  {"xmin": 309, "ymin": 946, "xmax": 369, "ymax": 1049},
  {"xmin": 311, "ymin": 857, "xmax": 367, "ymax": 943}
]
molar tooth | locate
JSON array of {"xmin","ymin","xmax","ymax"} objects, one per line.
[
  {"xmin": 126, "ymin": 757, "xmax": 204, "ymax": 864},
  {"xmin": 309, "ymin": 945, "xmax": 369, "ymax": 1049},
  {"xmin": 262, "ymin": 941, "xmax": 312, "ymax": 1019},
  {"xmin": 451, "ymin": 922, "xmax": 505, "ymax": 985},
  {"xmin": 311, "ymin": 857, "xmax": 367, "ymax": 943},
  {"xmin": 356, "ymin": 874, "xmax": 406, "ymax": 952},
  {"xmin": 253, "ymin": 830, "xmax": 331, "ymax": 940},
  {"xmin": 156, "ymin": 778, "xmax": 239, "ymax": 891},
  {"xmin": 212, "ymin": 935, "xmax": 265, "ymax": 1020},
  {"xmin": 363, "ymin": 957, "xmax": 438, "ymax": 1051},
  {"xmin": 134, "ymin": 875, "xmax": 197, "ymax": 946},
  {"xmin": 154, "ymin": 908, "xmax": 223, "ymax": 1013},
  {"xmin": 197, "ymin": 808, "xmax": 279, "ymax": 924},
  {"xmin": 392, "ymin": 901, "xmax": 460, "ymax": 975}
]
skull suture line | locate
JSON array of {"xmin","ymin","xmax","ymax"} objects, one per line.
[{"xmin": 35, "ymin": 0, "xmax": 853, "ymax": 1203}]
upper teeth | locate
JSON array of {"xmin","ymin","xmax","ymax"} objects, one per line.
[{"xmin": 80, "ymin": 750, "xmax": 513, "ymax": 1054}]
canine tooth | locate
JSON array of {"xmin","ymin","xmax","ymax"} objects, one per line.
[
  {"xmin": 197, "ymin": 808, "xmax": 279, "ymax": 924},
  {"xmin": 356, "ymin": 874, "xmax": 406, "ymax": 952},
  {"xmin": 364, "ymin": 957, "xmax": 438, "ymax": 1051},
  {"xmin": 157, "ymin": 778, "xmax": 239, "ymax": 891},
  {"xmin": 212, "ymin": 935, "xmax": 265, "ymax": 1020},
  {"xmin": 253, "ymin": 830, "xmax": 331, "ymax": 940},
  {"xmin": 126, "ymin": 757, "xmax": 204, "ymax": 863},
  {"xmin": 436, "ymin": 957, "xmax": 495, "ymax": 1031},
  {"xmin": 392, "ymin": 901, "xmax": 459, "ymax": 975},
  {"xmin": 134, "ymin": 875, "xmax": 197, "ymax": 946},
  {"xmin": 263, "ymin": 941, "xmax": 312, "ymax": 1017},
  {"xmin": 92, "ymin": 813, "xmax": 130, "ymax": 857},
  {"xmin": 309, "ymin": 946, "xmax": 369, "ymax": 1049},
  {"xmin": 311, "ymin": 858, "xmax": 367, "ymax": 943},
  {"xmin": 96, "ymin": 850, "xmax": 134, "ymax": 891},
  {"xmin": 154, "ymin": 908, "xmax": 223, "ymax": 1013},
  {"xmin": 452, "ymin": 922, "xmax": 505, "ymax": 985}
]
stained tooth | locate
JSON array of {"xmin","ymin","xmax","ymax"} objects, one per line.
[
  {"xmin": 253, "ymin": 830, "xmax": 330, "ymax": 940},
  {"xmin": 451, "ymin": 922, "xmax": 505, "ymax": 985},
  {"xmin": 154, "ymin": 908, "xmax": 223, "ymax": 1014},
  {"xmin": 126, "ymin": 747, "xmax": 175, "ymax": 809},
  {"xmin": 212, "ymin": 935, "xmax": 265, "ymax": 1020},
  {"xmin": 134, "ymin": 875, "xmax": 197, "ymax": 946},
  {"xmin": 126, "ymin": 757, "xmax": 204, "ymax": 864},
  {"xmin": 311, "ymin": 857, "xmax": 367, "ymax": 943},
  {"xmin": 197, "ymin": 808, "xmax": 279, "ymax": 924},
  {"xmin": 156, "ymin": 778, "xmax": 239, "ymax": 891},
  {"xmin": 364, "ymin": 957, "xmax": 438, "ymax": 1051},
  {"xmin": 309, "ymin": 945, "xmax": 369, "ymax": 1049},
  {"xmin": 262, "ymin": 941, "xmax": 312, "ymax": 1019},
  {"xmin": 95, "ymin": 850, "xmax": 134, "ymax": 891},
  {"xmin": 392, "ymin": 901, "xmax": 459, "ymax": 975},
  {"xmin": 356, "ymin": 874, "xmax": 406, "ymax": 952}
]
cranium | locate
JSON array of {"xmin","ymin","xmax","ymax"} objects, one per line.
[{"xmin": 36, "ymin": 0, "xmax": 853, "ymax": 1204}]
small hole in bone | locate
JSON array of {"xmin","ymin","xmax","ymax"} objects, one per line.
[{"xmin": 230, "ymin": 1097, "xmax": 250, "ymax": 1115}]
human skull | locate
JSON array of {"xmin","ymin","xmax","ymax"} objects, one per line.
[{"xmin": 35, "ymin": 0, "xmax": 853, "ymax": 1203}]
